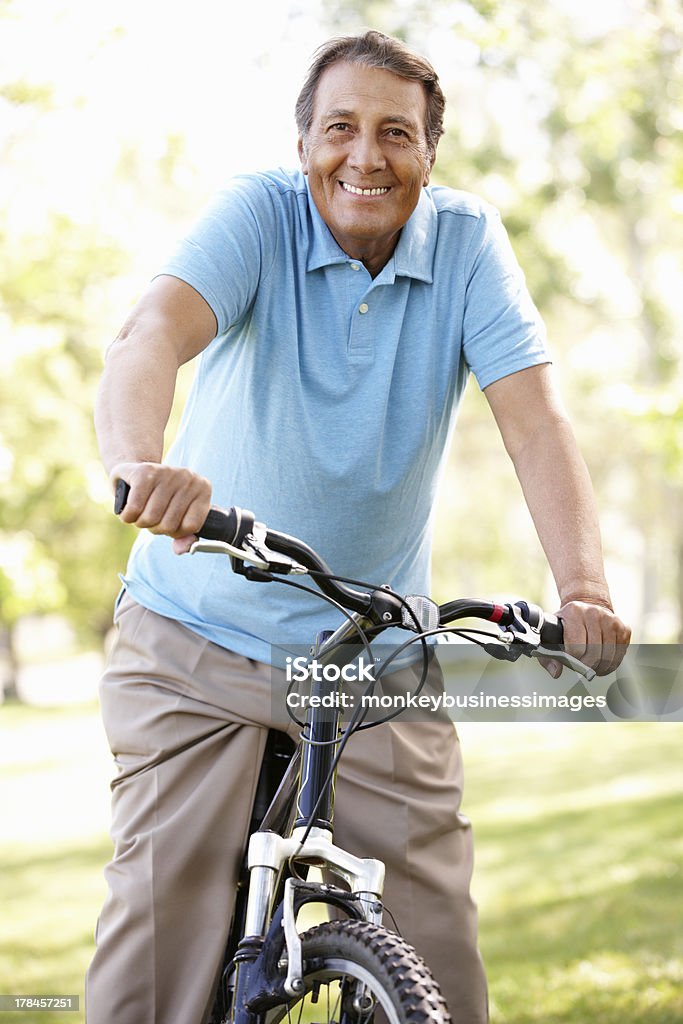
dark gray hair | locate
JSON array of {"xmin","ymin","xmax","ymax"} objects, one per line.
[{"xmin": 295, "ymin": 30, "xmax": 445, "ymax": 163}]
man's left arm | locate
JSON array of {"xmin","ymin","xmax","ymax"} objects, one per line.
[{"xmin": 484, "ymin": 362, "xmax": 631, "ymax": 677}]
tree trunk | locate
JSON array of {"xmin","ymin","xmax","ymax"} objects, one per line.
[{"xmin": 0, "ymin": 620, "xmax": 21, "ymax": 703}]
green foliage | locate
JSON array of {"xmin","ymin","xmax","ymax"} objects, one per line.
[
  {"xmin": 0, "ymin": 9, "xmax": 207, "ymax": 655},
  {"xmin": 0, "ymin": 210, "xmax": 134, "ymax": 641},
  {"xmin": 0, "ymin": 213, "xmax": 126, "ymax": 332},
  {"xmin": 1, "ymin": 80, "xmax": 53, "ymax": 107}
]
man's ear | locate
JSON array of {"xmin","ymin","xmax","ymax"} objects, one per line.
[
  {"xmin": 298, "ymin": 136, "xmax": 308, "ymax": 174},
  {"xmin": 423, "ymin": 152, "xmax": 435, "ymax": 187}
]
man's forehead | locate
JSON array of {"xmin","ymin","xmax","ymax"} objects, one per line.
[{"xmin": 311, "ymin": 62, "xmax": 427, "ymax": 124}]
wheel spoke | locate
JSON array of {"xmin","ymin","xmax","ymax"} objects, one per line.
[{"xmin": 330, "ymin": 977, "xmax": 342, "ymax": 1024}]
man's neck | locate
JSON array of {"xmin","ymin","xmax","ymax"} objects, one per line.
[{"xmin": 336, "ymin": 232, "xmax": 401, "ymax": 279}]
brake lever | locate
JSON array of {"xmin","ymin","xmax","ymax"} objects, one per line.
[
  {"xmin": 189, "ymin": 537, "xmax": 271, "ymax": 569},
  {"xmin": 480, "ymin": 631, "xmax": 525, "ymax": 662},
  {"xmin": 532, "ymin": 644, "xmax": 596, "ymax": 681},
  {"xmin": 497, "ymin": 616, "xmax": 597, "ymax": 681},
  {"xmin": 190, "ymin": 522, "xmax": 308, "ymax": 576}
]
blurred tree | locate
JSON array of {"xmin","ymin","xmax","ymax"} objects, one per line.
[
  {"xmin": 0, "ymin": 57, "xmax": 135, "ymax": 697},
  {"xmin": 0, "ymin": 211, "xmax": 133, "ymax": 698},
  {"xmin": 0, "ymin": 12, "xmax": 203, "ymax": 698},
  {"xmin": 532, "ymin": 0, "xmax": 683, "ymax": 639},
  {"xmin": 322, "ymin": 0, "xmax": 683, "ymax": 636}
]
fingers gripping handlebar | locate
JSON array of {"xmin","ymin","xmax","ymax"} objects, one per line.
[
  {"xmin": 113, "ymin": 482, "xmax": 372, "ymax": 615},
  {"xmin": 114, "ymin": 479, "xmax": 242, "ymax": 542}
]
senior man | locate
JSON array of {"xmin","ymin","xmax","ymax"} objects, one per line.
[{"xmin": 87, "ymin": 30, "xmax": 630, "ymax": 1024}]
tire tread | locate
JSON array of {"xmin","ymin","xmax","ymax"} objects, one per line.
[{"xmin": 298, "ymin": 919, "xmax": 451, "ymax": 1024}]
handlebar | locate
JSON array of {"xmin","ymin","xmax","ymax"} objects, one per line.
[
  {"xmin": 114, "ymin": 484, "xmax": 570, "ymax": 664},
  {"xmin": 191, "ymin": 505, "xmax": 565, "ymax": 646},
  {"xmin": 437, "ymin": 598, "xmax": 563, "ymax": 647},
  {"xmin": 188, "ymin": 503, "xmax": 564, "ymax": 645}
]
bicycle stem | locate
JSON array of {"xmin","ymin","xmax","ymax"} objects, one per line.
[{"xmin": 295, "ymin": 613, "xmax": 378, "ymax": 831}]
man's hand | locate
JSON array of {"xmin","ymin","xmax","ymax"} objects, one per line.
[
  {"xmin": 543, "ymin": 598, "xmax": 632, "ymax": 678},
  {"xmin": 112, "ymin": 461, "xmax": 212, "ymax": 554}
]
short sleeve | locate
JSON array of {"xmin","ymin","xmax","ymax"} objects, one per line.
[
  {"xmin": 156, "ymin": 176, "xmax": 278, "ymax": 335},
  {"xmin": 461, "ymin": 206, "xmax": 550, "ymax": 390}
]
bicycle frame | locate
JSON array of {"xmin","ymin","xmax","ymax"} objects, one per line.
[{"xmin": 218, "ymin": 611, "xmax": 389, "ymax": 1024}]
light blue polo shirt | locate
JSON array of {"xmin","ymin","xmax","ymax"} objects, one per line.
[{"xmin": 123, "ymin": 167, "xmax": 549, "ymax": 663}]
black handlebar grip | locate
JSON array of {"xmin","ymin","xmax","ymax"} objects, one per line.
[
  {"xmin": 114, "ymin": 479, "xmax": 239, "ymax": 547},
  {"xmin": 114, "ymin": 479, "xmax": 131, "ymax": 515},
  {"xmin": 540, "ymin": 614, "xmax": 564, "ymax": 647},
  {"xmin": 196, "ymin": 507, "xmax": 240, "ymax": 545}
]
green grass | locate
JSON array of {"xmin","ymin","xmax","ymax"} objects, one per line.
[
  {"xmin": 1, "ymin": 704, "xmax": 682, "ymax": 1023},
  {"xmin": 458, "ymin": 721, "xmax": 683, "ymax": 1022},
  {"xmin": 0, "ymin": 702, "xmax": 112, "ymax": 1024}
]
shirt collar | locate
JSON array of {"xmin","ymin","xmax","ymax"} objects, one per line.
[{"xmin": 305, "ymin": 178, "xmax": 437, "ymax": 284}]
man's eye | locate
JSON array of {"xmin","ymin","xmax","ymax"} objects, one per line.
[
  {"xmin": 330, "ymin": 123, "xmax": 350, "ymax": 132},
  {"xmin": 388, "ymin": 128, "xmax": 407, "ymax": 138}
]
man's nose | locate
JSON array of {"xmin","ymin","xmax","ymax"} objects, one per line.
[{"xmin": 347, "ymin": 130, "xmax": 386, "ymax": 173}]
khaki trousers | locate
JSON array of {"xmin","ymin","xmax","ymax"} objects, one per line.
[{"xmin": 86, "ymin": 594, "xmax": 488, "ymax": 1023}]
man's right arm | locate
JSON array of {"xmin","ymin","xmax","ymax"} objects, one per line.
[{"xmin": 95, "ymin": 274, "xmax": 217, "ymax": 539}]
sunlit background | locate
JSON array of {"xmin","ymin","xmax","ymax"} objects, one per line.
[
  {"xmin": 2, "ymin": 0, "xmax": 682, "ymax": 688},
  {"xmin": 1, "ymin": 1, "xmax": 682, "ymax": 1020}
]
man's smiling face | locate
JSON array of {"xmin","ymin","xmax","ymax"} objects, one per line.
[{"xmin": 298, "ymin": 61, "xmax": 433, "ymax": 276}]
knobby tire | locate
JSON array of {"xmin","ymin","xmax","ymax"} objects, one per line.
[{"xmin": 264, "ymin": 919, "xmax": 451, "ymax": 1024}]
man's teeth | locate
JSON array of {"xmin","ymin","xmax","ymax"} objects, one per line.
[{"xmin": 342, "ymin": 183, "xmax": 390, "ymax": 196}]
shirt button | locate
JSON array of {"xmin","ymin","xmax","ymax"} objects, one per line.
[
  {"xmin": 359, "ymin": 303, "xmax": 369, "ymax": 314},
  {"xmin": 350, "ymin": 262, "xmax": 361, "ymax": 271}
]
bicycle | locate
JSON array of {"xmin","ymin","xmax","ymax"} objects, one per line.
[{"xmin": 114, "ymin": 484, "xmax": 592, "ymax": 1024}]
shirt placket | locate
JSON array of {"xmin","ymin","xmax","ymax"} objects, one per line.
[{"xmin": 346, "ymin": 260, "xmax": 377, "ymax": 364}]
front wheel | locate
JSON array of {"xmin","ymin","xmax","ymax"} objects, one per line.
[{"xmin": 265, "ymin": 919, "xmax": 451, "ymax": 1024}]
